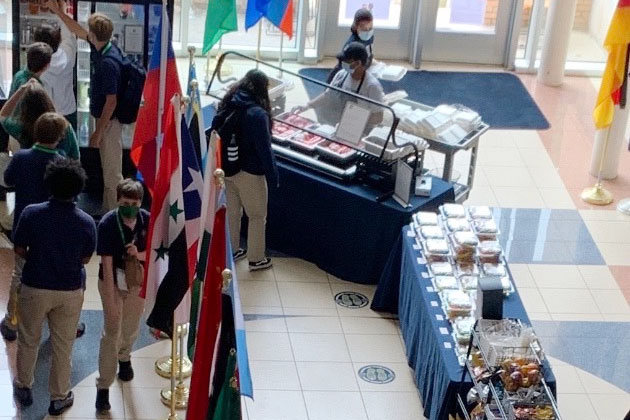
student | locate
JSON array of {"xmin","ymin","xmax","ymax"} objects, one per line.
[
  {"xmin": 95, "ymin": 179, "xmax": 148, "ymax": 412},
  {"xmin": 0, "ymin": 79, "xmax": 80, "ymax": 158},
  {"xmin": 327, "ymin": 8, "xmax": 375, "ymax": 83},
  {"xmin": 0, "ymin": 112, "xmax": 64, "ymax": 342},
  {"xmin": 12, "ymin": 158, "xmax": 96, "ymax": 416},
  {"xmin": 47, "ymin": 0, "xmax": 123, "ymax": 211},
  {"xmin": 34, "ymin": 3, "xmax": 78, "ymax": 131},
  {"xmin": 295, "ymin": 42, "xmax": 385, "ymax": 129},
  {"xmin": 211, "ymin": 69, "xmax": 279, "ymax": 271},
  {"xmin": 9, "ymin": 42, "xmax": 52, "ymax": 95}
]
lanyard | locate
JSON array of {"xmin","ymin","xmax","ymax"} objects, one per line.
[
  {"xmin": 32, "ymin": 144, "xmax": 59, "ymax": 154},
  {"xmin": 116, "ymin": 210, "xmax": 131, "ymax": 246},
  {"xmin": 101, "ymin": 42, "xmax": 112, "ymax": 56}
]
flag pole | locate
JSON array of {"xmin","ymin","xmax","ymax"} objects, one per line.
[
  {"xmin": 156, "ymin": 0, "xmax": 169, "ymax": 169},
  {"xmin": 582, "ymin": 128, "xmax": 614, "ymax": 205},
  {"xmin": 278, "ymin": 33, "xmax": 284, "ymax": 78},
  {"xmin": 161, "ymin": 315, "xmax": 178, "ymax": 420},
  {"xmin": 256, "ymin": 21, "xmax": 262, "ymax": 67}
]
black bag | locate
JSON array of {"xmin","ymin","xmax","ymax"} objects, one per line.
[
  {"xmin": 113, "ymin": 53, "xmax": 147, "ymax": 124},
  {"xmin": 214, "ymin": 107, "xmax": 246, "ymax": 177}
]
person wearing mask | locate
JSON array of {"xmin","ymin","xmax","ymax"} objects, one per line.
[
  {"xmin": 9, "ymin": 42, "xmax": 52, "ymax": 95},
  {"xmin": 327, "ymin": 8, "xmax": 375, "ymax": 83},
  {"xmin": 0, "ymin": 80, "xmax": 80, "ymax": 158},
  {"xmin": 48, "ymin": 0, "xmax": 123, "ymax": 211},
  {"xmin": 33, "ymin": 2, "xmax": 78, "ymax": 131},
  {"xmin": 94, "ymin": 179, "xmax": 148, "ymax": 412},
  {"xmin": 12, "ymin": 158, "xmax": 96, "ymax": 416},
  {"xmin": 211, "ymin": 69, "xmax": 279, "ymax": 271},
  {"xmin": 294, "ymin": 42, "xmax": 385, "ymax": 129}
]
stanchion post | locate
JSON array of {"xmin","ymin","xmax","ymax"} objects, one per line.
[{"xmin": 581, "ymin": 128, "xmax": 614, "ymax": 205}]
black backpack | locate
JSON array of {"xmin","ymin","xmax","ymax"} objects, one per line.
[
  {"xmin": 214, "ymin": 106, "xmax": 247, "ymax": 177},
  {"xmin": 109, "ymin": 50, "xmax": 146, "ymax": 124}
]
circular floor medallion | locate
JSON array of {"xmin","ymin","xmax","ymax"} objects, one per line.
[
  {"xmin": 358, "ymin": 365, "xmax": 396, "ymax": 384},
  {"xmin": 334, "ymin": 291, "xmax": 369, "ymax": 308}
]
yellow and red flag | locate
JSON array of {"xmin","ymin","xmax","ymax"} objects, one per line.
[{"xmin": 593, "ymin": 0, "xmax": 630, "ymax": 129}]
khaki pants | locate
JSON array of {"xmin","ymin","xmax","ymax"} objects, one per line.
[
  {"xmin": 225, "ymin": 172, "xmax": 268, "ymax": 262},
  {"xmin": 96, "ymin": 280, "xmax": 145, "ymax": 389},
  {"xmin": 99, "ymin": 119, "xmax": 123, "ymax": 212},
  {"xmin": 2, "ymin": 254, "xmax": 24, "ymax": 331},
  {"xmin": 16, "ymin": 285, "xmax": 84, "ymax": 400}
]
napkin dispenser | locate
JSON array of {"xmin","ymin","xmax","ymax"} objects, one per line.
[{"xmin": 476, "ymin": 276, "xmax": 503, "ymax": 320}]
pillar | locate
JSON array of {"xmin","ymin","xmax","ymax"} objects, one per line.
[
  {"xmin": 590, "ymin": 104, "xmax": 630, "ymax": 179},
  {"xmin": 538, "ymin": 0, "xmax": 578, "ymax": 86}
]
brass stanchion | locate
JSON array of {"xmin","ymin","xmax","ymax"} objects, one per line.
[
  {"xmin": 582, "ymin": 128, "xmax": 614, "ymax": 205},
  {"xmin": 160, "ymin": 323, "xmax": 190, "ymax": 409},
  {"xmin": 155, "ymin": 323, "xmax": 193, "ymax": 378},
  {"xmin": 161, "ymin": 315, "xmax": 178, "ymax": 420}
]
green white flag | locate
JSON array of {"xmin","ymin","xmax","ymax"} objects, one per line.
[{"xmin": 203, "ymin": 0, "xmax": 238, "ymax": 55}]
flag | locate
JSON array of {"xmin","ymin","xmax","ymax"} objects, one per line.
[
  {"xmin": 186, "ymin": 61, "xmax": 208, "ymax": 168},
  {"xmin": 131, "ymin": 13, "xmax": 182, "ymax": 192},
  {"xmin": 210, "ymin": 349, "xmax": 241, "ymax": 420},
  {"xmin": 186, "ymin": 200, "xmax": 227, "ymax": 420},
  {"xmin": 593, "ymin": 0, "xmax": 630, "ymax": 129},
  {"xmin": 142, "ymin": 95, "xmax": 189, "ymax": 338},
  {"xmin": 245, "ymin": 0, "xmax": 294, "ymax": 38},
  {"xmin": 188, "ymin": 132, "xmax": 221, "ymax": 359},
  {"xmin": 203, "ymin": 0, "xmax": 238, "ymax": 55}
]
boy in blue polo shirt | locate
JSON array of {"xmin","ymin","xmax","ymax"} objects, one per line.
[{"xmin": 12, "ymin": 158, "xmax": 96, "ymax": 416}]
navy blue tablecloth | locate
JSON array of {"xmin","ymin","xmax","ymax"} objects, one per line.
[
  {"xmin": 266, "ymin": 161, "xmax": 455, "ymax": 284},
  {"xmin": 374, "ymin": 227, "xmax": 556, "ymax": 420}
]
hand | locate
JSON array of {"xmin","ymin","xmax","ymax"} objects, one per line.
[
  {"xmin": 19, "ymin": 78, "xmax": 38, "ymax": 91},
  {"xmin": 43, "ymin": 0, "xmax": 60, "ymax": 14},
  {"xmin": 291, "ymin": 105, "xmax": 308, "ymax": 114},
  {"xmin": 89, "ymin": 130, "xmax": 103, "ymax": 148},
  {"xmin": 126, "ymin": 243, "xmax": 138, "ymax": 258}
]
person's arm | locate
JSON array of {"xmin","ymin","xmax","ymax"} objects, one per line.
[
  {"xmin": 45, "ymin": 0, "xmax": 88, "ymax": 40},
  {"xmin": 82, "ymin": 220, "xmax": 97, "ymax": 265},
  {"xmin": 61, "ymin": 126, "xmax": 80, "ymax": 159},
  {"xmin": 250, "ymin": 110, "xmax": 279, "ymax": 187},
  {"xmin": 13, "ymin": 208, "xmax": 31, "ymax": 259},
  {"xmin": 90, "ymin": 94, "xmax": 117, "ymax": 147},
  {"xmin": 3, "ymin": 153, "xmax": 18, "ymax": 187},
  {"xmin": 0, "ymin": 80, "xmax": 35, "ymax": 120}
]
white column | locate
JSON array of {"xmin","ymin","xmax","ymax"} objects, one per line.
[
  {"xmin": 590, "ymin": 105, "xmax": 630, "ymax": 179},
  {"xmin": 537, "ymin": 0, "xmax": 578, "ymax": 86}
]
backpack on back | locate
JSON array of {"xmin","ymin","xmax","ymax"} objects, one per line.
[
  {"xmin": 115, "ymin": 54, "xmax": 146, "ymax": 124},
  {"xmin": 214, "ymin": 106, "xmax": 248, "ymax": 177}
]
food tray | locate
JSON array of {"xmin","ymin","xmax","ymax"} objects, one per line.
[
  {"xmin": 506, "ymin": 402, "xmax": 556, "ymax": 420},
  {"xmin": 362, "ymin": 137, "xmax": 414, "ymax": 161},
  {"xmin": 272, "ymin": 122, "xmax": 299, "ymax": 142},
  {"xmin": 315, "ymin": 140, "xmax": 357, "ymax": 163},
  {"xmin": 277, "ymin": 112, "xmax": 316, "ymax": 129},
  {"xmin": 288, "ymin": 131, "xmax": 325, "ymax": 153}
]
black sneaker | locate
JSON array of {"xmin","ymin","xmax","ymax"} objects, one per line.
[
  {"xmin": 233, "ymin": 248, "xmax": 247, "ymax": 262},
  {"xmin": 13, "ymin": 385, "xmax": 33, "ymax": 407},
  {"xmin": 48, "ymin": 391, "xmax": 74, "ymax": 416},
  {"xmin": 0, "ymin": 319, "xmax": 17, "ymax": 342},
  {"xmin": 76, "ymin": 322, "xmax": 86, "ymax": 338},
  {"xmin": 118, "ymin": 360, "xmax": 134, "ymax": 381},
  {"xmin": 95, "ymin": 388, "xmax": 111, "ymax": 413},
  {"xmin": 249, "ymin": 258, "xmax": 272, "ymax": 271}
]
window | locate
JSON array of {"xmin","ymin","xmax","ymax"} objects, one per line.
[
  {"xmin": 337, "ymin": 0, "xmax": 402, "ymax": 29},
  {"xmin": 0, "ymin": 0, "xmax": 11, "ymax": 98},
  {"xmin": 435, "ymin": 0, "xmax": 497, "ymax": 34}
]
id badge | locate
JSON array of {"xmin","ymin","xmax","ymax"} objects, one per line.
[{"xmin": 116, "ymin": 268, "xmax": 128, "ymax": 291}]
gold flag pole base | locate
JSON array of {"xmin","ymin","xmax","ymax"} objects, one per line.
[
  {"xmin": 155, "ymin": 355, "xmax": 193, "ymax": 378},
  {"xmin": 160, "ymin": 382, "xmax": 190, "ymax": 409},
  {"xmin": 581, "ymin": 183, "xmax": 614, "ymax": 206}
]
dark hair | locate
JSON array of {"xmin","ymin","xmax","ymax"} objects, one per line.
[
  {"xmin": 351, "ymin": 8, "xmax": 373, "ymax": 34},
  {"xmin": 26, "ymin": 42, "xmax": 53, "ymax": 73},
  {"xmin": 20, "ymin": 84, "xmax": 56, "ymax": 147},
  {"xmin": 33, "ymin": 24, "xmax": 61, "ymax": 53},
  {"xmin": 219, "ymin": 69, "xmax": 272, "ymax": 118},
  {"xmin": 117, "ymin": 178, "xmax": 144, "ymax": 201},
  {"xmin": 44, "ymin": 158, "xmax": 87, "ymax": 200},
  {"xmin": 34, "ymin": 112, "xmax": 67, "ymax": 145}
]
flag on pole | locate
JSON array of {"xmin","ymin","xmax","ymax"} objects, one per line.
[
  {"xmin": 210, "ymin": 348, "xmax": 241, "ymax": 420},
  {"xmin": 142, "ymin": 95, "xmax": 190, "ymax": 338},
  {"xmin": 186, "ymin": 61, "xmax": 208, "ymax": 168},
  {"xmin": 203, "ymin": 0, "xmax": 238, "ymax": 55},
  {"xmin": 245, "ymin": 0, "xmax": 294, "ymax": 38},
  {"xmin": 131, "ymin": 13, "xmax": 182, "ymax": 192},
  {"xmin": 593, "ymin": 0, "xmax": 630, "ymax": 129}
]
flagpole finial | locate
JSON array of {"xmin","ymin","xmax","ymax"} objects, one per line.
[
  {"xmin": 191, "ymin": 79, "xmax": 198, "ymax": 91},
  {"xmin": 222, "ymin": 269, "xmax": 233, "ymax": 292},
  {"xmin": 214, "ymin": 168, "xmax": 225, "ymax": 187},
  {"xmin": 188, "ymin": 46, "xmax": 196, "ymax": 56}
]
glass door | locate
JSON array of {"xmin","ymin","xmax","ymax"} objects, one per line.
[
  {"xmin": 417, "ymin": 0, "xmax": 515, "ymax": 65},
  {"xmin": 321, "ymin": 0, "xmax": 419, "ymax": 61},
  {"xmin": 0, "ymin": 0, "xmax": 11, "ymax": 101}
]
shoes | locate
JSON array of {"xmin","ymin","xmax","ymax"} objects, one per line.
[
  {"xmin": 118, "ymin": 360, "xmax": 134, "ymax": 381},
  {"xmin": 48, "ymin": 391, "xmax": 74, "ymax": 416},
  {"xmin": 95, "ymin": 388, "xmax": 111, "ymax": 412},
  {"xmin": 233, "ymin": 248, "xmax": 247, "ymax": 262},
  {"xmin": 76, "ymin": 322, "xmax": 86, "ymax": 338},
  {"xmin": 0, "ymin": 319, "xmax": 17, "ymax": 342},
  {"xmin": 13, "ymin": 385, "xmax": 33, "ymax": 407},
  {"xmin": 249, "ymin": 257, "xmax": 272, "ymax": 271}
]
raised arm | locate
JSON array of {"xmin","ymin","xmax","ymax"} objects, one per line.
[
  {"xmin": 0, "ymin": 79, "xmax": 37, "ymax": 120},
  {"xmin": 44, "ymin": 0, "xmax": 89, "ymax": 41}
]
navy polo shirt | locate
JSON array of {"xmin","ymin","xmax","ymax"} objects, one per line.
[
  {"xmin": 89, "ymin": 42, "xmax": 121, "ymax": 118},
  {"xmin": 4, "ymin": 147, "xmax": 61, "ymax": 239},
  {"xmin": 97, "ymin": 208, "xmax": 149, "ymax": 278},
  {"xmin": 14, "ymin": 200, "xmax": 97, "ymax": 291}
]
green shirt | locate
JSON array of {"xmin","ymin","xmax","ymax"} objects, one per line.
[
  {"xmin": 0, "ymin": 117, "xmax": 80, "ymax": 160},
  {"xmin": 9, "ymin": 70, "xmax": 41, "ymax": 96}
]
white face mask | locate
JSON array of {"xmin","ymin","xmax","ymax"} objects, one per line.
[
  {"xmin": 358, "ymin": 29, "xmax": 374, "ymax": 41},
  {"xmin": 341, "ymin": 61, "xmax": 355, "ymax": 74}
]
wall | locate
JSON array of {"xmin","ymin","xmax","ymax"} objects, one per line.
[{"xmin": 485, "ymin": 0, "xmax": 592, "ymax": 30}]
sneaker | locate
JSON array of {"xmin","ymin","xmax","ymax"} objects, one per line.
[
  {"xmin": 13, "ymin": 385, "xmax": 33, "ymax": 407},
  {"xmin": 95, "ymin": 388, "xmax": 111, "ymax": 413},
  {"xmin": 233, "ymin": 248, "xmax": 247, "ymax": 262},
  {"xmin": 118, "ymin": 360, "xmax": 134, "ymax": 381},
  {"xmin": 249, "ymin": 257, "xmax": 272, "ymax": 271},
  {"xmin": 0, "ymin": 319, "xmax": 17, "ymax": 342},
  {"xmin": 76, "ymin": 322, "xmax": 86, "ymax": 338},
  {"xmin": 48, "ymin": 391, "xmax": 74, "ymax": 416}
]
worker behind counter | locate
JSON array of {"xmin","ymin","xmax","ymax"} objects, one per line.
[{"xmin": 293, "ymin": 42, "xmax": 385, "ymax": 130}]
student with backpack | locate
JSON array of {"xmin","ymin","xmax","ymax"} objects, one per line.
[
  {"xmin": 47, "ymin": 0, "xmax": 145, "ymax": 212},
  {"xmin": 211, "ymin": 69, "xmax": 279, "ymax": 271}
]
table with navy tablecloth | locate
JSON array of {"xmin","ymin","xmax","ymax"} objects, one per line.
[
  {"xmin": 265, "ymin": 161, "xmax": 455, "ymax": 284},
  {"xmin": 372, "ymin": 226, "xmax": 556, "ymax": 420}
]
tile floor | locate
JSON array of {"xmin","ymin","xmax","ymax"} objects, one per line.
[{"xmin": 1, "ymin": 58, "xmax": 630, "ymax": 419}]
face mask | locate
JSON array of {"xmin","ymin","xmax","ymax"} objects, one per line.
[
  {"xmin": 341, "ymin": 61, "xmax": 355, "ymax": 74},
  {"xmin": 358, "ymin": 29, "xmax": 374, "ymax": 41},
  {"xmin": 119, "ymin": 205, "xmax": 140, "ymax": 219}
]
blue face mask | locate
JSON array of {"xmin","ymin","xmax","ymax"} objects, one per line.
[
  {"xmin": 342, "ymin": 61, "xmax": 355, "ymax": 74},
  {"xmin": 358, "ymin": 29, "xmax": 374, "ymax": 41}
]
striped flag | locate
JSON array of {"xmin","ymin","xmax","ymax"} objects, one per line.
[
  {"xmin": 142, "ymin": 95, "xmax": 190, "ymax": 338},
  {"xmin": 245, "ymin": 0, "xmax": 294, "ymax": 38},
  {"xmin": 186, "ymin": 60, "xmax": 207, "ymax": 167}
]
